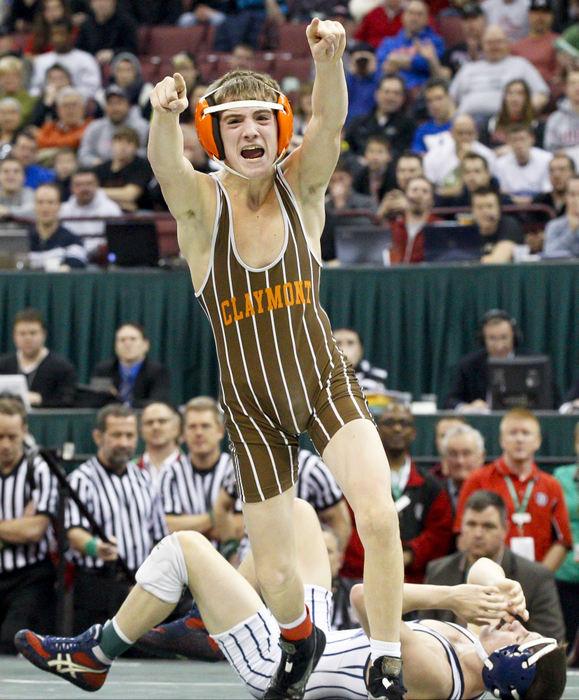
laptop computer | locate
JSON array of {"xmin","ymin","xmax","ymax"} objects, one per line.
[
  {"xmin": 334, "ymin": 225, "xmax": 392, "ymax": 266},
  {"xmin": 422, "ymin": 222, "xmax": 483, "ymax": 263},
  {"xmin": 105, "ymin": 220, "xmax": 159, "ymax": 267},
  {"xmin": 0, "ymin": 374, "xmax": 30, "ymax": 410}
]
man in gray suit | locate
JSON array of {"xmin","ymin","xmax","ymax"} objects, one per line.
[{"xmin": 424, "ymin": 489, "xmax": 565, "ymax": 641}]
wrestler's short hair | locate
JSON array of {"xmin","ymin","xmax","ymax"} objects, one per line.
[
  {"xmin": 522, "ymin": 644, "xmax": 567, "ymax": 700},
  {"xmin": 206, "ymin": 69, "xmax": 282, "ymax": 107}
]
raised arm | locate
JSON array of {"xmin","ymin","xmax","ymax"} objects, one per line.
[
  {"xmin": 148, "ymin": 73, "xmax": 207, "ymax": 222},
  {"xmin": 294, "ymin": 19, "xmax": 347, "ymax": 203}
]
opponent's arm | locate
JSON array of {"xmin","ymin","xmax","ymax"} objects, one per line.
[
  {"xmin": 148, "ymin": 72, "xmax": 204, "ymax": 221},
  {"xmin": 294, "ymin": 19, "xmax": 347, "ymax": 204}
]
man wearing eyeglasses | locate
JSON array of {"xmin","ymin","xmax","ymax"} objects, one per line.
[{"xmin": 376, "ymin": 402, "xmax": 454, "ymax": 584}]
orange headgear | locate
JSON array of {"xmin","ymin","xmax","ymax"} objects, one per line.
[{"xmin": 195, "ymin": 83, "xmax": 293, "ymax": 162}]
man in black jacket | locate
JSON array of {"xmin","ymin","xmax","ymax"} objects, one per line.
[
  {"xmin": 91, "ymin": 321, "xmax": 170, "ymax": 408},
  {"xmin": 0, "ymin": 308, "xmax": 77, "ymax": 408},
  {"xmin": 424, "ymin": 489, "xmax": 565, "ymax": 642}
]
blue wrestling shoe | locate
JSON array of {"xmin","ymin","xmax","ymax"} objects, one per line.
[
  {"xmin": 264, "ymin": 625, "xmax": 326, "ymax": 699},
  {"xmin": 14, "ymin": 624, "xmax": 111, "ymax": 692}
]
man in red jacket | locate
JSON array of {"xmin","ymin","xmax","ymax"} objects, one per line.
[
  {"xmin": 455, "ymin": 408, "xmax": 572, "ymax": 571},
  {"xmin": 389, "ymin": 176, "xmax": 438, "ymax": 264}
]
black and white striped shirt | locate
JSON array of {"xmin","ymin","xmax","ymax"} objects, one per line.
[
  {"xmin": 355, "ymin": 359, "xmax": 388, "ymax": 395},
  {"xmin": 0, "ymin": 452, "xmax": 58, "ymax": 573},
  {"xmin": 160, "ymin": 453, "xmax": 234, "ymax": 517},
  {"xmin": 65, "ymin": 456, "xmax": 167, "ymax": 572}
]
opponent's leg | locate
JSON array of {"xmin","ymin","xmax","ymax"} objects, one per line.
[
  {"xmin": 323, "ymin": 419, "xmax": 406, "ymax": 699},
  {"xmin": 243, "ymin": 488, "xmax": 326, "ymax": 699}
]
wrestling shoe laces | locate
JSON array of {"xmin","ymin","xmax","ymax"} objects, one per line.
[
  {"xmin": 367, "ymin": 655, "xmax": 407, "ymax": 699},
  {"xmin": 14, "ymin": 623, "xmax": 111, "ymax": 692},
  {"xmin": 264, "ymin": 624, "xmax": 326, "ymax": 699}
]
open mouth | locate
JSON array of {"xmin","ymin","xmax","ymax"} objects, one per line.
[{"xmin": 241, "ymin": 146, "xmax": 264, "ymax": 160}]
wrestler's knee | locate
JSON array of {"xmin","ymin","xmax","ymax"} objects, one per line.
[
  {"xmin": 355, "ymin": 495, "xmax": 399, "ymax": 547},
  {"xmin": 253, "ymin": 554, "xmax": 297, "ymax": 595}
]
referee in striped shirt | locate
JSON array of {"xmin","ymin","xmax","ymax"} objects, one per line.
[
  {"xmin": 66, "ymin": 404, "xmax": 167, "ymax": 633},
  {"xmin": 0, "ymin": 398, "xmax": 58, "ymax": 653}
]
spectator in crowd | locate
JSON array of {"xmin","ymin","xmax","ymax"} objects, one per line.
[
  {"xmin": 29, "ymin": 19, "xmax": 102, "ymax": 102},
  {"xmin": 471, "ymin": 187, "xmax": 524, "ymax": 263},
  {"xmin": 52, "ymin": 146, "xmax": 78, "ymax": 200},
  {"xmin": 430, "ymin": 415, "xmax": 467, "ymax": 481},
  {"xmin": 345, "ymin": 74, "xmax": 415, "ymax": 157},
  {"xmin": 136, "ymin": 401, "xmax": 182, "ymax": 495},
  {"xmin": 450, "ymin": 25, "xmax": 550, "ymax": 120},
  {"xmin": 494, "ymin": 124, "xmax": 552, "ymax": 202},
  {"xmin": 59, "ymin": 167, "xmax": 122, "ymax": 256},
  {"xmin": 377, "ymin": 150, "xmax": 423, "ymax": 219},
  {"xmin": 65, "ymin": 403, "xmax": 167, "ymax": 632},
  {"xmin": 172, "ymin": 52, "xmax": 204, "ymax": 103},
  {"xmin": 0, "ymin": 55, "xmax": 37, "ymax": 124},
  {"xmin": 455, "ymin": 408, "xmax": 574, "ymax": 570},
  {"xmin": 412, "ymin": 78, "xmax": 456, "ymax": 154},
  {"xmin": 376, "ymin": 402, "xmax": 453, "ymax": 583},
  {"xmin": 389, "ymin": 175, "xmax": 437, "ymax": 263},
  {"xmin": 35, "ymin": 87, "xmax": 93, "ymax": 163},
  {"xmin": 444, "ymin": 308, "xmax": 532, "ymax": 411},
  {"xmin": 77, "ymin": 84, "xmax": 148, "ymax": 167},
  {"xmin": 91, "ymin": 321, "xmax": 171, "ymax": 408},
  {"xmin": 97, "ymin": 51, "xmax": 153, "ymax": 120},
  {"xmin": 345, "ymin": 43, "xmax": 380, "ymax": 126},
  {"xmin": 321, "ymin": 155, "xmax": 376, "ymax": 261},
  {"xmin": 511, "ymin": 0, "xmax": 560, "ymax": 93},
  {"xmin": 0, "ymin": 156, "xmax": 35, "ymax": 219},
  {"xmin": 0, "ymin": 307, "xmax": 77, "ymax": 407},
  {"xmin": 291, "ymin": 81, "xmax": 313, "ymax": 136},
  {"xmin": 212, "ymin": 0, "xmax": 287, "ymax": 52},
  {"xmin": 160, "ymin": 396, "xmax": 237, "ymax": 546},
  {"xmin": 437, "ymin": 151, "xmax": 511, "ymax": 207},
  {"xmin": 120, "ymin": 0, "xmax": 183, "ymax": 25},
  {"xmin": 29, "ymin": 63, "xmax": 73, "ymax": 127},
  {"xmin": 544, "ymin": 67, "xmax": 579, "ymax": 155},
  {"xmin": 423, "ymin": 114, "xmax": 495, "ymax": 197},
  {"xmin": 425, "ymin": 490, "xmax": 566, "ymax": 641},
  {"xmin": 177, "ymin": 0, "xmax": 229, "ymax": 29},
  {"xmin": 352, "ymin": 133, "xmax": 392, "ymax": 203},
  {"xmin": 553, "ymin": 422, "xmax": 579, "ymax": 658},
  {"xmin": 375, "ymin": 0, "xmax": 445, "ymax": 92},
  {"xmin": 333, "ymin": 326, "xmax": 388, "ymax": 397},
  {"xmin": 5, "ymin": 0, "xmax": 43, "ymax": 33},
  {"xmin": 533, "ymin": 152, "xmax": 575, "ymax": 218},
  {"xmin": 179, "ymin": 123, "xmax": 211, "ymax": 174},
  {"xmin": 481, "ymin": 0, "xmax": 530, "ymax": 41},
  {"xmin": 439, "ymin": 424, "xmax": 485, "ymax": 514},
  {"xmin": 94, "ymin": 126, "xmax": 154, "ymax": 212},
  {"xmin": 75, "ymin": 0, "xmax": 138, "ymax": 65},
  {"xmin": 0, "ymin": 398, "xmax": 58, "ymax": 653},
  {"xmin": 543, "ymin": 175, "xmax": 579, "ymax": 258},
  {"xmin": 0, "ymin": 97, "xmax": 23, "ymax": 160},
  {"xmin": 353, "ymin": 0, "xmax": 404, "ymax": 50},
  {"xmin": 23, "ymin": 0, "xmax": 78, "ymax": 57},
  {"xmin": 439, "ymin": 2, "xmax": 486, "ymax": 79},
  {"xmin": 483, "ymin": 79, "xmax": 545, "ymax": 151},
  {"xmin": 28, "ymin": 183, "xmax": 87, "ymax": 270},
  {"xmin": 11, "ymin": 129, "xmax": 55, "ymax": 190}
]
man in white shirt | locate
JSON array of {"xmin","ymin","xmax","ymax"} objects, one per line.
[
  {"xmin": 450, "ymin": 25, "xmax": 549, "ymax": 119},
  {"xmin": 481, "ymin": 0, "xmax": 530, "ymax": 41},
  {"xmin": 59, "ymin": 168, "xmax": 122, "ymax": 255},
  {"xmin": 0, "ymin": 156, "xmax": 35, "ymax": 219},
  {"xmin": 495, "ymin": 124, "xmax": 552, "ymax": 201},
  {"xmin": 29, "ymin": 20, "xmax": 101, "ymax": 101}
]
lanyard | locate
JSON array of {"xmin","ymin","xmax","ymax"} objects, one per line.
[{"xmin": 505, "ymin": 475, "xmax": 535, "ymax": 533}]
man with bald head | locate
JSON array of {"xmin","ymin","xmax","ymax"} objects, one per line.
[
  {"xmin": 376, "ymin": 402, "xmax": 453, "ymax": 583},
  {"xmin": 423, "ymin": 114, "xmax": 495, "ymax": 195},
  {"xmin": 450, "ymin": 25, "xmax": 549, "ymax": 119}
]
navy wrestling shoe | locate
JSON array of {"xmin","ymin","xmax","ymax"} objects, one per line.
[
  {"xmin": 366, "ymin": 655, "xmax": 407, "ymax": 699},
  {"xmin": 14, "ymin": 624, "xmax": 111, "ymax": 692},
  {"xmin": 263, "ymin": 624, "xmax": 326, "ymax": 699}
]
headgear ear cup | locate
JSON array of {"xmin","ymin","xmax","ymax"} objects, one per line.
[{"xmin": 195, "ymin": 90, "xmax": 294, "ymax": 161}]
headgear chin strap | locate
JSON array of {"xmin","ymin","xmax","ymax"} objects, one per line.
[
  {"xmin": 195, "ymin": 80, "xmax": 294, "ymax": 178},
  {"xmin": 475, "ymin": 636, "xmax": 558, "ymax": 700}
]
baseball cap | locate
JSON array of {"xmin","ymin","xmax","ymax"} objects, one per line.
[
  {"xmin": 529, "ymin": 0, "xmax": 552, "ymax": 10},
  {"xmin": 105, "ymin": 84, "xmax": 130, "ymax": 100},
  {"xmin": 459, "ymin": 2, "xmax": 484, "ymax": 19}
]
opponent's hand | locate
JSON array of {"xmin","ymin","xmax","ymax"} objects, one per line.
[
  {"xmin": 495, "ymin": 578, "xmax": 529, "ymax": 623},
  {"xmin": 449, "ymin": 583, "xmax": 512, "ymax": 625},
  {"xmin": 306, "ymin": 18, "xmax": 346, "ymax": 63},
  {"xmin": 150, "ymin": 72, "xmax": 189, "ymax": 115}
]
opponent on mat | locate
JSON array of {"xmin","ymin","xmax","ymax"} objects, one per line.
[
  {"xmin": 16, "ymin": 500, "xmax": 567, "ymax": 700},
  {"xmin": 147, "ymin": 17, "xmax": 404, "ymax": 699}
]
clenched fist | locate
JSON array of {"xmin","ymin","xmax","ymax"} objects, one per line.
[
  {"xmin": 150, "ymin": 72, "xmax": 189, "ymax": 115},
  {"xmin": 306, "ymin": 17, "xmax": 346, "ymax": 63}
]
